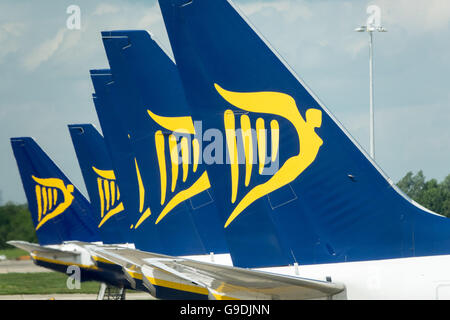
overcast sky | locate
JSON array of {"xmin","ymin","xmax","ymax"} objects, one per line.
[{"xmin": 0, "ymin": 0, "xmax": 449, "ymax": 204}]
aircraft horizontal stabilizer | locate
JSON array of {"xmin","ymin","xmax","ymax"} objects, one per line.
[
  {"xmin": 84, "ymin": 245, "xmax": 345, "ymax": 300},
  {"xmin": 7, "ymin": 240, "xmax": 81, "ymax": 258},
  {"xmin": 143, "ymin": 258, "xmax": 345, "ymax": 300}
]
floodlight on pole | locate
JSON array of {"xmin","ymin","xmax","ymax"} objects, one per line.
[{"xmin": 355, "ymin": 6, "xmax": 387, "ymax": 160}]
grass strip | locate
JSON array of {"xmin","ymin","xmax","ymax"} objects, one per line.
[
  {"xmin": 0, "ymin": 272, "xmax": 100, "ymax": 295},
  {"xmin": 0, "ymin": 248, "xmax": 29, "ymax": 260}
]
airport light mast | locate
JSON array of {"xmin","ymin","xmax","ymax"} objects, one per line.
[{"xmin": 355, "ymin": 6, "xmax": 386, "ymax": 160}]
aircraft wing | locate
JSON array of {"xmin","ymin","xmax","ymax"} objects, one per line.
[
  {"xmin": 149, "ymin": 258, "xmax": 345, "ymax": 300},
  {"xmin": 7, "ymin": 240, "xmax": 81, "ymax": 258},
  {"xmin": 85, "ymin": 245, "xmax": 345, "ymax": 300}
]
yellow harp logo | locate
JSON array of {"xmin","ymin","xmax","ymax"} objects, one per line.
[
  {"xmin": 216, "ymin": 84, "xmax": 323, "ymax": 228},
  {"xmin": 132, "ymin": 110, "xmax": 211, "ymax": 229},
  {"xmin": 92, "ymin": 167, "xmax": 124, "ymax": 228},
  {"xmin": 32, "ymin": 176, "xmax": 74, "ymax": 230}
]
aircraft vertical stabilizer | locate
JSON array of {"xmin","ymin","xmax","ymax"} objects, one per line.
[{"xmin": 10, "ymin": 137, "xmax": 100, "ymax": 245}]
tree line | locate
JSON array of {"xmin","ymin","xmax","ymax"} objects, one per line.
[
  {"xmin": 0, "ymin": 171, "xmax": 449, "ymax": 249},
  {"xmin": 396, "ymin": 171, "xmax": 450, "ymax": 218},
  {"xmin": 0, "ymin": 202, "xmax": 37, "ymax": 249}
]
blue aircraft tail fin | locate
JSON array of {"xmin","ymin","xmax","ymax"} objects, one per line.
[
  {"xmin": 159, "ymin": 0, "xmax": 450, "ymax": 268},
  {"xmin": 68, "ymin": 124, "xmax": 130, "ymax": 244},
  {"xmin": 99, "ymin": 30, "xmax": 229, "ymax": 256},
  {"xmin": 90, "ymin": 69, "xmax": 164, "ymax": 252},
  {"xmin": 10, "ymin": 137, "xmax": 100, "ymax": 245}
]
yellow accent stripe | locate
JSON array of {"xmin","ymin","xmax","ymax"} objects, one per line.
[
  {"xmin": 180, "ymin": 137, "xmax": 189, "ymax": 183},
  {"xmin": 134, "ymin": 207, "xmax": 151, "ymax": 229},
  {"xmin": 169, "ymin": 135, "xmax": 179, "ymax": 192},
  {"xmin": 111, "ymin": 180, "xmax": 116, "ymax": 207},
  {"xmin": 129, "ymin": 269, "xmax": 238, "ymax": 299},
  {"xmin": 240, "ymin": 114, "xmax": 253, "ymax": 187},
  {"xmin": 134, "ymin": 158, "xmax": 145, "ymax": 213},
  {"xmin": 92, "ymin": 167, "xmax": 116, "ymax": 180},
  {"xmin": 98, "ymin": 202, "xmax": 124, "ymax": 228},
  {"xmin": 97, "ymin": 178, "xmax": 105, "ymax": 218},
  {"xmin": 47, "ymin": 188, "xmax": 52, "ymax": 211},
  {"xmin": 224, "ymin": 110, "xmax": 239, "ymax": 204},
  {"xmin": 155, "ymin": 131, "xmax": 167, "ymax": 205},
  {"xmin": 92, "ymin": 256, "xmax": 114, "ymax": 265},
  {"xmin": 104, "ymin": 179, "xmax": 110, "ymax": 212},
  {"xmin": 35, "ymin": 185, "xmax": 42, "ymax": 222},
  {"xmin": 155, "ymin": 171, "xmax": 211, "ymax": 225},
  {"xmin": 256, "ymin": 117, "xmax": 266, "ymax": 175},
  {"xmin": 42, "ymin": 186, "xmax": 47, "ymax": 215},
  {"xmin": 192, "ymin": 138, "xmax": 200, "ymax": 173},
  {"xmin": 32, "ymin": 255, "xmax": 99, "ymax": 271},
  {"xmin": 53, "ymin": 188, "xmax": 57, "ymax": 206},
  {"xmin": 147, "ymin": 110, "xmax": 196, "ymax": 135},
  {"xmin": 271, "ymin": 119, "xmax": 279, "ymax": 162},
  {"xmin": 126, "ymin": 270, "xmax": 143, "ymax": 280},
  {"xmin": 129, "ymin": 269, "xmax": 208, "ymax": 295},
  {"xmin": 211, "ymin": 293, "xmax": 240, "ymax": 300},
  {"xmin": 147, "ymin": 276, "xmax": 209, "ymax": 296},
  {"xmin": 210, "ymin": 283, "xmax": 243, "ymax": 300}
]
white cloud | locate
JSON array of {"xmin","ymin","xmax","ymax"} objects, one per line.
[
  {"xmin": 374, "ymin": 0, "xmax": 450, "ymax": 33},
  {"xmin": 0, "ymin": 22, "xmax": 25, "ymax": 37},
  {"xmin": 344, "ymin": 38, "xmax": 368, "ymax": 58},
  {"xmin": 93, "ymin": 3, "xmax": 120, "ymax": 16},
  {"xmin": 136, "ymin": 5, "xmax": 163, "ymax": 29},
  {"xmin": 22, "ymin": 28, "xmax": 66, "ymax": 71},
  {"xmin": 0, "ymin": 22, "xmax": 25, "ymax": 63},
  {"xmin": 239, "ymin": 1, "xmax": 291, "ymax": 15},
  {"xmin": 238, "ymin": 0, "xmax": 312, "ymax": 21}
]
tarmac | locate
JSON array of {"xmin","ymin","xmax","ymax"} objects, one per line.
[
  {"xmin": 0, "ymin": 259, "xmax": 155, "ymax": 300},
  {"xmin": 0, "ymin": 292, "xmax": 153, "ymax": 300},
  {"xmin": 0, "ymin": 259, "xmax": 49, "ymax": 274}
]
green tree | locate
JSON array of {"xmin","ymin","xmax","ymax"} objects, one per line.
[
  {"xmin": 0, "ymin": 202, "xmax": 37, "ymax": 249},
  {"xmin": 442, "ymin": 175, "xmax": 450, "ymax": 216},
  {"xmin": 397, "ymin": 170, "xmax": 426, "ymax": 200},
  {"xmin": 397, "ymin": 171, "xmax": 450, "ymax": 217}
]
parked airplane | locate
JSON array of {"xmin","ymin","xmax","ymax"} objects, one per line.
[
  {"xmin": 10, "ymin": 30, "xmax": 235, "ymax": 299},
  {"xmin": 151, "ymin": 0, "xmax": 450, "ymax": 299},
  {"xmin": 9, "ymin": 0, "xmax": 449, "ymax": 299},
  {"xmin": 68, "ymin": 124, "xmax": 131, "ymax": 243},
  {"xmin": 68, "ymin": 123, "xmax": 147, "ymax": 294},
  {"xmin": 68, "ymin": 0, "xmax": 450, "ymax": 300},
  {"xmin": 75, "ymin": 25, "xmax": 348, "ymax": 299},
  {"xmin": 9, "ymin": 137, "xmax": 131, "ymax": 291}
]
